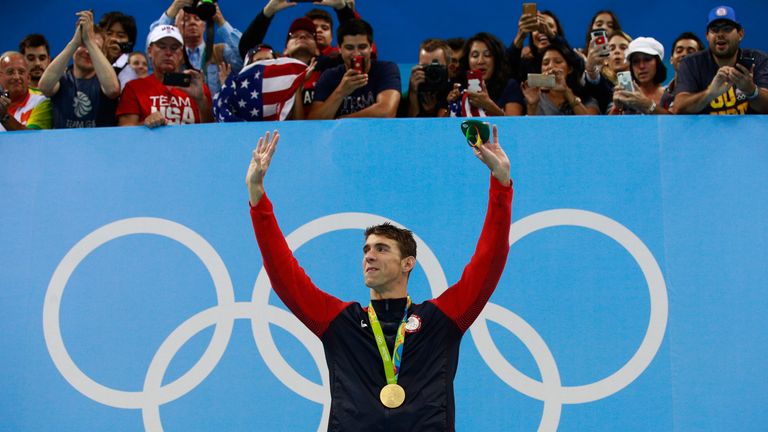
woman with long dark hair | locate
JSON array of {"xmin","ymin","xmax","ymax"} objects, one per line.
[
  {"xmin": 521, "ymin": 43, "xmax": 599, "ymax": 115},
  {"xmin": 439, "ymin": 32, "xmax": 524, "ymax": 116}
]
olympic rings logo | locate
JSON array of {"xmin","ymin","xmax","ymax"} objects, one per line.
[{"xmin": 43, "ymin": 209, "xmax": 667, "ymax": 431}]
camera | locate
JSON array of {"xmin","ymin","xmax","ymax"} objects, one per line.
[
  {"xmin": 0, "ymin": 86, "xmax": 9, "ymax": 99},
  {"xmin": 420, "ymin": 60, "xmax": 448, "ymax": 93},
  {"xmin": 184, "ymin": 0, "xmax": 217, "ymax": 21}
]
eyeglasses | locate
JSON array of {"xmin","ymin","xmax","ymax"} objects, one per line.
[{"xmin": 708, "ymin": 24, "xmax": 737, "ymax": 34}]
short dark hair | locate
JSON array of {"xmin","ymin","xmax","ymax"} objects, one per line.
[
  {"xmin": 19, "ymin": 34, "xmax": 49, "ymax": 55},
  {"xmin": 364, "ymin": 223, "xmax": 417, "ymax": 260},
  {"xmin": 337, "ymin": 19, "xmax": 373, "ymax": 45},
  {"xmin": 629, "ymin": 54, "xmax": 668, "ymax": 85},
  {"xmin": 419, "ymin": 38, "xmax": 452, "ymax": 63},
  {"xmin": 98, "ymin": 11, "xmax": 138, "ymax": 50},
  {"xmin": 444, "ymin": 37, "xmax": 466, "ymax": 53},
  {"xmin": 672, "ymin": 32, "xmax": 704, "ymax": 52},
  {"xmin": 305, "ymin": 8, "xmax": 332, "ymax": 26}
]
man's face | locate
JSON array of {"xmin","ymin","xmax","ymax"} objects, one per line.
[
  {"xmin": 362, "ymin": 234, "xmax": 410, "ymax": 291},
  {"xmin": 149, "ymin": 37, "xmax": 184, "ymax": 75},
  {"xmin": 670, "ymin": 38, "xmax": 701, "ymax": 71},
  {"xmin": 23, "ymin": 46, "xmax": 50, "ymax": 83},
  {"xmin": 0, "ymin": 54, "xmax": 29, "ymax": 99},
  {"xmin": 284, "ymin": 30, "xmax": 318, "ymax": 59},
  {"xmin": 706, "ymin": 21, "xmax": 743, "ymax": 60},
  {"xmin": 104, "ymin": 22, "xmax": 131, "ymax": 63},
  {"xmin": 312, "ymin": 18, "xmax": 332, "ymax": 49},
  {"xmin": 340, "ymin": 34, "xmax": 372, "ymax": 72},
  {"xmin": 176, "ymin": 11, "xmax": 205, "ymax": 45},
  {"xmin": 418, "ymin": 48, "xmax": 447, "ymax": 66},
  {"xmin": 74, "ymin": 34, "xmax": 104, "ymax": 73},
  {"xmin": 448, "ymin": 47, "xmax": 462, "ymax": 79}
]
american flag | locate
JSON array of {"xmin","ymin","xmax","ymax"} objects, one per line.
[
  {"xmin": 448, "ymin": 90, "xmax": 487, "ymax": 118},
  {"xmin": 214, "ymin": 57, "xmax": 309, "ymax": 122}
]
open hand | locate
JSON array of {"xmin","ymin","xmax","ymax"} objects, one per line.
[
  {"xmin": 474, "ymin": 124, "xmax": 511, "ymax": 185},
  {"xmin": 246, "ymin": 130, "xmax": 280, "ymax": 205}
]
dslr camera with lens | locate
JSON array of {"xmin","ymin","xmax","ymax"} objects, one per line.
[
  {"xmin": 419, "ymin": 60, "xmax": 449, "ymax": 94},
  {"xmin": 184, "ymin": 0, "xmax": 217, "ymax": 21}
]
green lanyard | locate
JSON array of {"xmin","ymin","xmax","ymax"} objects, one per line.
[{"xmin": 367, "ymin": 296, "xmax": 412, "ymax": 385}]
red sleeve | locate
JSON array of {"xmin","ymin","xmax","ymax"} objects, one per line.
[
  {"xmin": 431, "ymin": 176, "xmax": 513, "ymax": 333},
  {"xmin": 250, "ymin": 195, "xmax": 351, "ymax": 337},
  {"xmin": 116, "ymin": 80, "xmax": 142, "ymax": 118}
]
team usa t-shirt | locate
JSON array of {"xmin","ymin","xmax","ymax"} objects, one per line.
[{"xmin": 116, "ymin": 74, "xmax": 212, "ymax": 124}]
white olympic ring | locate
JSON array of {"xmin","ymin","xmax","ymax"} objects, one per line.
[{"xmin": 43, "ymin": 209, "xmax": 667, "ymax": 431}]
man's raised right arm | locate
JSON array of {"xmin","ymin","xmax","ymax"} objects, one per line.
[{"xmin": 247, "ymin": 130, "xmax": 350, "ymax": 336}]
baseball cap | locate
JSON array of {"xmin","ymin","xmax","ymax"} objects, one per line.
[
  {"xmin": 286, "ymin": 17, "xmax": 316, "ymax": 42},
  {"xmin": 707, "ymin": 6, "xmax": 741, "ymax": 29},
  {"xmin": 148, "ymin": 25, "xmax": 184, "ymax": 45},
  {"xmin": 625, "ymin": 37, "xmax": 664, "ymax": 61}
]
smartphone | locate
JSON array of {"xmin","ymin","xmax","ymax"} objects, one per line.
[
  {"xmin": 616, "ymin": 71, "xmax": 635, "ymax": 92},
  {"xmin": 351, "ymin": 55, "xmax": 365, "ymax": 73},
  {"xmin": 590, "ymin": 29, "xmax": 610, "ymax": 57},
  {"xmin": 522, "ymin": 3, "xmax": 537, "ymax": 15},
  {"xmin": 527, "ymin": 73, "xmax": 556, "ymax": 88},
  {"xmin": 163, "ymin": 72, "xmax": 192, "ymax": 87},
  {"xmin": 738, "ymin": 53, "xmax": 755, "ymax": 70},
  {"xmin": 467, "ymin": 70, "xmax": 483, "ymax": 93},
  {"xmin": 460, "ymin": 119, "xmax": 490, "ymax": 148}
]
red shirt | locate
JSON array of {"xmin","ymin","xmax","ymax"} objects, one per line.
[{"xmin": 116, "ymin": 74, "xmax": 212, "ymax": 124}]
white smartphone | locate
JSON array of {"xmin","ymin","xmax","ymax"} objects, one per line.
[
  {"xmin": 616, "ymin": 71, "xmax": 635, "ymax": 92},
  {"xmin": 527, "ymin": 73, "xmax": 556, "ymax": 89}
]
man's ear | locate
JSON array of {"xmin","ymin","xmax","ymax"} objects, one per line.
[{"xmin": 402, "ymin": 256, "xmax": 416, "ymax": 273}]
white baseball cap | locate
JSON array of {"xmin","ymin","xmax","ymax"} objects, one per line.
[
  {"xmin": 625, "ymin": 37, "xmax": 664, "ymax": 61},
  {"xmin": 148, "ymin": 25, "xmax": 184, "ymax": 45}
]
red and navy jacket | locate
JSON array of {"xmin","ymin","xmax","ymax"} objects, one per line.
[{"xmin": 250, "ymin": 176, "xmax": 513, "ymax": 431}]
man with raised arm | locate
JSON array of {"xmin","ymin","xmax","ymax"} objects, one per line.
[{"xmin": 246, "ymin": 125, "xmax": 513, "ymax": 431}]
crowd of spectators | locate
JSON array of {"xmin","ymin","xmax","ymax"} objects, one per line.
[{"xmin": 1, "ymin": 2, "xmax": 766, "ymax": 131}]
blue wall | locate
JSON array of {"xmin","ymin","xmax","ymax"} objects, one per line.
[
  {"xmin": 4, "ymin": 0, "xmax": 768, "ymax": 64},
  {"xmin": 1, "ymin": 116, "xmax": 767, "ymax": 431}
]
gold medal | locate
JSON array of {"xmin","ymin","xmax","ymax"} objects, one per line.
[{"xmin": 379, "ymin": 383, "xmax": 406, "ymax": 408}]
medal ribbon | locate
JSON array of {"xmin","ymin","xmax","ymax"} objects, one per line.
[{"xmin": 367, "ymin": 296, "xmax": 412, "ymax": 385}]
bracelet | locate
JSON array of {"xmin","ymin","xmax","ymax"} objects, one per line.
[
  {"xmin": 647, "ymin": 101, "xmax": 657, "ymax": 114},
  {"xmin": 747, "ymin": 86, "xmax": 760, "ymax": 100}
]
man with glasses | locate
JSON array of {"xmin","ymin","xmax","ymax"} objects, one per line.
[
  {"xmin": 116, "ymin": 25, "xmax": 212, "ymax": 127},
  {"xmin": 674, "ymin": 5, "xmax": 768, "ymax": 114}
]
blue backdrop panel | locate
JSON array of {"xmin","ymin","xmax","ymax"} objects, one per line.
[{"xmin": 1, "ymin": 116, "xmax": 766, "ymax": 431}]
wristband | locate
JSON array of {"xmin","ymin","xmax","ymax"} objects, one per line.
[{"xmin": 747, "ymin": 86, "xmax": 760, "ymax": 100}]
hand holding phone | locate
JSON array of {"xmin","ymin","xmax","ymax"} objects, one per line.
[
  {"xmin": 351, "ymin": 55, "xmax": 365, "ymax": 73},
  {"xmin": 616, "ymin": 71, "xmax": 635, "ymax": 92},
  {"xmin": 738, "ymin": 54, "xmax": 755, "ymax": 71},
  {"xmin": 527, "ymin": 73, "xmax": 556, "ymax": 89},
  {"xmin": 163, "ymin": 72, "xmax": 192, "ymax": 87},
  {"xmin": 467, "ymin": 70, "xmax": 483, "ymax": 93},
  {"xmin": 590, "ymin": 29, "xmax": 610, "ymax": 57}
]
